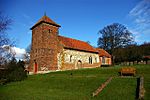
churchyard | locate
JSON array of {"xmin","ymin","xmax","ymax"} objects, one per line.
[{"xmin": 0, "ymin": 64, "xmax": 150, "ymax": 100}]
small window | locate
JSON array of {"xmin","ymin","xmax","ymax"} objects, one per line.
[
  {"xmin": 91, "ymin": 57, "xmax": 92, "ymax": 64},
  {"xmin": 89, "ymin": 56, "xmax": 92, "ymax": 64},
  {"xmin": 102, "ymin": 57, "xmax": 105, "ymax": 64},
  {"xmin": 95, "ymin": 58, "xmax": 97, "ymax": 63},
  {"xmin": 49, "ymin": 29, "xmax": 52, "ymax": 33},
  {"xmin": 56, "ymin": 30, "xmax": 59, "ymax": 34},
  {"xmin": 70, "ymin": 55, "xmax": 72, "ymax": 62}
]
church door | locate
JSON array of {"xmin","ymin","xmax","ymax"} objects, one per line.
[{"xmin": 77, "ymin": 60, "xmax": 82, "ymax": 69}]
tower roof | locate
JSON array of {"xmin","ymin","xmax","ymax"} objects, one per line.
[{"xmin": 31, "ymin": 15, "xmax": 61, "ymax": 30}]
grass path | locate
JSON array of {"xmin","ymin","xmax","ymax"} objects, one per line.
[{"xmin": 0, "ymin": 64, "xmax": 150, "ymax": 100}]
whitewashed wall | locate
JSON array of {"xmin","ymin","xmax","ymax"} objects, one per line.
[{"xmin": 57, "ymin": 49, "xmax": 100, "ymax": 70}]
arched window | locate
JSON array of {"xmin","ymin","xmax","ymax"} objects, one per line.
[
  {"xmin": 102, "ymin": 56, "xmax": 105, "ymax": 64},
  {"xmin": 70, "ymin": 55, "xmax": 72, "ymax": 62},
  {"xmin": 89, "ymin": 56, "xmax": 92, "ymax": 64},
  {"xmin": 95, "ymin": 57, "xmax": 97, "ymax": 63}
]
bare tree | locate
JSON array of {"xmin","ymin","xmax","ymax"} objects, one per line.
[
  {"xmin": 0, "ymin": 12, "xmax": 12, "ymax": 45},
  {"xmin": 23, "ymin": 44, "xmax": 31, "ymax": 62},
  {"xmin": 97, "ymin": 23, "xmax": 134, "ymax": 64},
  {"xmin": 0, "ymin": 12, "xmax": 13, "ymax": 65}
]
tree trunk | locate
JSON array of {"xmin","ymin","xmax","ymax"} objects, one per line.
[
  {"xmin": 111, "ymin": 55, "xmax": 115, "ymax": 66},
  {"xmin": 137, "ymin": 61, "xmax": 139, "ymax": 65},
  {"xmin": 146, "ymin": 60, "xmax": 148, "ymax": 64}
]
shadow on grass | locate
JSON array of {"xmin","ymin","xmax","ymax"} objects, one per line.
[{"xmin": 136, "ymin": 77, "xmax": 140, "ymax": 100}]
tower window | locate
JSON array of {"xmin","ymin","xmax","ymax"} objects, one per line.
[
  {"xmin": 56, "ymin": 30, "xmax": 59, "ymax": 34},
  {"xmin": 49, "ymin": 29, "xmax": 52, "ymax": 33}
]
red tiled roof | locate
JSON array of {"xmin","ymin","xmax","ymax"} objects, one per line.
[
  {"xmin": 58, "ymin": 36, "xmax": 98, "ymax": 53},
  {"xmin": 31, "ymin": 15, "xmax": 60, "ymax": 29},
  {"xmin": 143, "ymin": 56, "xmax": 150, "ymax": 59},
  {"xmin": 96, "ymin": 48, "xmax": 111, "ymax": 58}
]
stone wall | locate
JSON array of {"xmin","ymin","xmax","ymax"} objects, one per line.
[{"xmin": 57, "ymin": 49, "xmax": 101, "ymax": 70}]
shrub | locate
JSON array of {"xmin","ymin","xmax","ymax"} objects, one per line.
[{"xmin": 0, "ymin": 58, "xmax": 27, "ymax": 84}]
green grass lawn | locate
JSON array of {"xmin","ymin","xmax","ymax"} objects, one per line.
[{"xmin": 0, "ymin": 64, "xmax": 150, "ymax": 100}]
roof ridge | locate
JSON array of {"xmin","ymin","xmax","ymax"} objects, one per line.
[
  {"xmin": 96, "ymin": 48, "xmax": 111, "ymax": 57},
  {"xmin": 58, "ymin": 35, "xmax": 91, "ymax": 44},
  {"xmin": 58, "ymin": 35, "xmax": 98, "ymax": 53},
  {"xmin": 96, "ymin": 48, "xmax": 105, "ymax": 51}
]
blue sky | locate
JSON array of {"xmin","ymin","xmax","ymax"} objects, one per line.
[{"xmin": 1, "ymin": 0, "xmax": 150, "ymax": 51}]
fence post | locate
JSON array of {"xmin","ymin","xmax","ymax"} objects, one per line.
[{"xmin": 139, "ymin": 76, "xmax": 145, "ymax": 100}]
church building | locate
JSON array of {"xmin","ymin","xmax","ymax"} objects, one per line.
[{"xmin": 29, "ymin": 15, "xmax": 111, "ymax": 73}]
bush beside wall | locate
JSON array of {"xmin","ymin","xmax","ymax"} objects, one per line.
[{"xmin": 0, "ymin": 58, "xmax": 27, "ymax": 84}]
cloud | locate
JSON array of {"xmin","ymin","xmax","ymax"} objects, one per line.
[
  {"xmin": 11, "ymin": 47, "xmax": 26, "ymax": 59},
  {"xmin": 22, "ymin": 13, "xmax": 30, "ymax": 19},
  {"xmin": 27, "ymin": 30, "xmax": 32, "ymax": 34},
  {"xmin": 128, "ymin": 29, "xmax": 141, "ymax": 42},
  {"xmin": 2, "ymin": 45, "xmax": 26, "ymax": 60},
  {"xmin": 128, "ymin": 0, "xmax": 150, "ymax": 43},
  {"xmin": 129, "ymin": 0, "xmax": 150, "ymax": 26},
  {"xmin": 129, "ymin": 0, "xmax": 150, "ymax": 20},
  {"xmin": 17, "ymin": 13, "xmax": 34, "ymax": 29}
]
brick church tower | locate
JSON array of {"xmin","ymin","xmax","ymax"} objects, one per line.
[{"xmin": 29, "ymin": 15, "xmax": 61, "ymax": 73}]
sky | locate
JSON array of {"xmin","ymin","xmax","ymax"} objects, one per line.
[{"xmin": 0, "ymin": 0, "xmax": 150, "ymax": 59}]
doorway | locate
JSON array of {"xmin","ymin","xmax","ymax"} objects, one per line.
[
  {"xmin": 34, "ymin": 60, "xmax": 38, "ymax": 74},
  {"xmin": 77, "ymin": 60, "xmax": 82, "ymax": 69}
]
